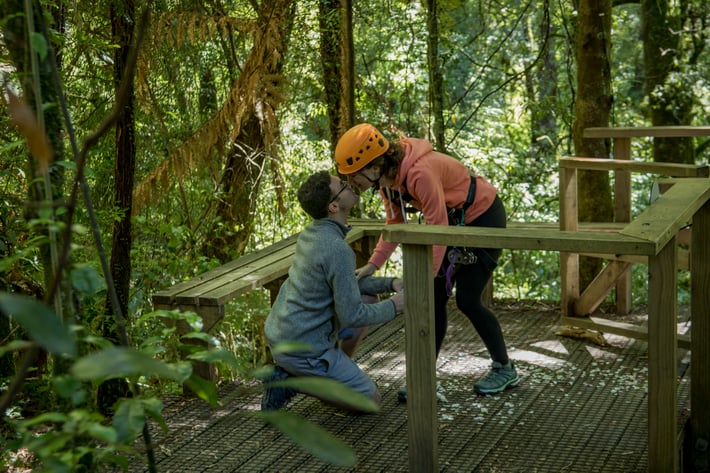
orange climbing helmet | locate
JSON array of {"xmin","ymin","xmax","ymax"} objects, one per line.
[{"xmin": 335, "ymin": 123, "xmax": 389, "ymax": 174}]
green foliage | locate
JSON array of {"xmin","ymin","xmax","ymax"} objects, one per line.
[{"xmin": 258, "ymin": 410, "xmax": 358, "ymax": 467}]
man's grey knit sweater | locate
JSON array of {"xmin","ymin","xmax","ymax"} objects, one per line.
[{"xmin": 265, "ymin": 218, "xmax": 397, "ymax": 357}]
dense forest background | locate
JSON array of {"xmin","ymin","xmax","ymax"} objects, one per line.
[{"xmin": 1, "ymin": 0, "xmax": 709, "ymax": 470}]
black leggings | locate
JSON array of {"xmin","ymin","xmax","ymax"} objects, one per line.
[{"xmin": 433, "ymin": 196, "xmax": 509, "ymax": 364}]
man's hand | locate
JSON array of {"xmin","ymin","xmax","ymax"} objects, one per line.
[{"xmin": 392, "ymin": 278, "xmax": 404, "ymax": 293}]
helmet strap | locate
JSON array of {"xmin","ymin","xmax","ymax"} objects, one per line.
[{"xmin": 362, "ymin": 168, "xmax": 381, "ymax": 190}]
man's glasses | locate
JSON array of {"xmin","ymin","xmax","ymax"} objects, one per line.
[{"xmin": 329, "ymin": 180, "xmax": 349, "ymax": 203}]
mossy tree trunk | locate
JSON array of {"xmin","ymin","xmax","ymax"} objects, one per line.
[
  {"xmin": 320, "ymin": 0, "xmax": 355, "ymax": 153},
  {"xmin": 641, "ymin": 0, "xmax": 696, "ymax": 164},
  {"xmin": 97, "ymin": 0, "xmax": 136, "ymax": 414},
  {"xmin": 572, "ymin": 0, "xmax": 614, "ymax": 289},
  {"xmin": 426, "ymin": 0, "xmax": 446, "ymax": 151},
  {"xmin": 207, "ymin": 0, "xmax": 296, "ymax": 262}
]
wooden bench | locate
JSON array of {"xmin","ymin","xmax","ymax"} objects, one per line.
[
  {"xmin": 151, "ymin": 219, "xmax": 384, "ymax": 380},
  {"xmin": 382, "ymin": 177, "xmax": 710, "ymax": 473}
]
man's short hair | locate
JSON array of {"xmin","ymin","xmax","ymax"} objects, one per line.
[{"xmin": 298, "ymin": 170, "xmax": 332, "ymax": 219}]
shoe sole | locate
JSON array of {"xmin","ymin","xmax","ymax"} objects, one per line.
[{"xmin": 474, "ymin": 376, "xmax": 521, "ymax": 395}]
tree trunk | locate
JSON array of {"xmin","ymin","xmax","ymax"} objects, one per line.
[
  {"xmin": 641, "ymin": 0, "xmax": 694, "ymax": 163},
  {"xmin": 98, "ymin": 0, "xmax": 136, "ymax": 415},
  {"xmin": 1, "ymin": 0, "xmax": 70, "ymax": 377},
  {"xmin": 425, "ymin": 0, "xmax": 445, "ymax": 151},
  {"xmin": 206, "ymin": 0, "xmax": 296, "ymax": 262},
  {"xmin": 529, "ymin": 0, "xmax": 558, "ymax": 160},
  {"xmin": 573, "ymin": 0, "xmax": 614, "ymax": 289},
  {"xmin": 320, "ymin": 0, "xmax": 355, "ymax": 152}
]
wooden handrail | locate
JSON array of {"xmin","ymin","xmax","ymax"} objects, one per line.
[
  {"xmin": 584, "ymin": 126, "xmax": 710, "ymax": 138},
  {"xmin": 559, "ymin": 156, "xmax": 709, "ymax": 177}
]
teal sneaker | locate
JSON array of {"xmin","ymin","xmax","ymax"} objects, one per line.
[
  {"xmin": 397, "ymin": 382, "xmax": 448, "ymax": 403},
  {"xmin": 474, "ymin": 361, "xmax": 520, "ymax": 395}
]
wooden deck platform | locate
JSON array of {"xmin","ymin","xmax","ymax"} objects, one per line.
[{"xmin": 124, "ymin": 302, "xmax": 691, "ymax": 472}]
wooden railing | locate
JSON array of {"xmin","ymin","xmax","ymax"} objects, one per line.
[
  {"xmin": 382, "ymin": 177, "xmax": 710, "ymax": 473},
  {"xmin": 576, "ymin": 126, "xmax": 710, "ymax": 314}
]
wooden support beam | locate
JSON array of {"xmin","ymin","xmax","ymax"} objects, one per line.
[
  {"xmin": 648, "ymin": 238, "xmax": 678, "ymax": 473},
  {"xmin": 691, "ymin": 201, "xmax": 710, "ymax": 466},
  {"xmin": 402, "ymin": 243, "xmax": 438, "ymax": 473},
  {"xmin": 612, "ymin": 138, "xmax": 633, "ymax": 315},
  {"xmin": 573, "ymin": 261, "xmax": 632, "ymax": 315},
  {"xmin": 559, "ymin": 316, "xmax": 690, "ymax": 350},
  {"xmin": 560, "ymin": 166, "xmax": 579, "ymax": 316}
]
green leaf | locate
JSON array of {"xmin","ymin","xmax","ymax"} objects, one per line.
[
  {"xmin": 70, "ymin": 347, "xmax": 185, "ymax": 382},
  {"xmin": 273, "ymin": 377, "xmax": 380, "ymax": 414},
  {"xmin": 112, "ymin": 399, "xmax": 146, "ymax": 443},
  {"xmin": 30, "ymin": 32, "xmax": 48, "ymax": 60},
  {"xmin": 18, "ymin": 412, "xmax": 68, "ymax": 429},
  {"xmin": 0, "ymin": 292, "xmax": 77, "ymax": 356},
  {"xmin": 0, "ymin": 339, "xmax": 34, "ymax": 357},
  {"xmin": 258, "ymin": 410, "xmax": 357, "ymax": 467},
  {"xmin": 270, "ymin": 340, "xmax": 313, "ymax": 355},
  {"xmin": 71, "ymin": 264, "xmax": 105, "ymax": 296},
  {"xmin": 188, "ymin": 348, "xmax": 240, "ymax": 368},
  {"xmin": 141, "ymin": 398, "xmax": 168, "ymax": 434},
  {"xmin": 87, "ymin": 422, "xmax": 118, "ymax": 444},
  {"xmin": 181, "ymin": 331, "xmax": 215, "ymax": 343},
  {"xmin": 52, "ymin": 376, "xmax": 87, "ymax": 405},
  {"xmin": 183, "ymin": 373, "xmax": 218, "ymax": 407}
]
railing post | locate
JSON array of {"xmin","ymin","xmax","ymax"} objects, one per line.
[
  {"xmin": 402, "ymin": 243, "xmax": 438, "ymax": 473},
  {"xmin": 559, "ymin": 165, "xmax": 579, "ymax": 316},
  {"xmin": 691, "ymin": 200, "xmax": 710, "ymax": 469},
  {"xmin": 647, "ymin": 237, "xmax": 678, "ymax": 473},
  {"xmin": 612, "ymin": 137, "xmax": 632, "ymax": 314}
]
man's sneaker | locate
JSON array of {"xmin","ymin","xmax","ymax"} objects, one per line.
[
  {"xmin": 397, "ymin": 382, "xmax": 448, "ymax": 403},
  {"xmin": 261, "ymin": 366, "xmax": 297, "ymax": 411},
  {"xmin": 474, "ymin": 361, "xmax": 520, "ymax": 395}
]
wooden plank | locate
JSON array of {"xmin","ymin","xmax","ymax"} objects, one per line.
[
  {"xmin": 691, "ymin": 201, "xmax": 710, "ymax": 459},
  {"xmin": 573, "ymin": 261, "xmax": 631, "ymax": 315},
  {"xmin": 152, "ymin": 221, "xmax": 384, "ymax": 307},
  {"xmin": 612, "ymin": 138, "xmax": 633, "ymax": 315},
  {"xmin": 382, "ymin": 224, "xmax": 656, "ymax": 255},
  {"xmin": 620, "ymin": 178, "xmax": 710, "ymax": 251},
  {"xmin": 559, "ymin": 166, "xmax": 578, "ymax": 316},
  {"xmin": 559, "ymin": 157, "xmax": 709, "ymax": 177},
  {"xmin": 559, "ymin": 316, "xmax": 690, "ymax": 350},
  {"xmin": 584, "ymin": 126, "xmax": 710, "ymax": 139},
  {"xmin": 201, "ymin": 223, "xmax": 385, "ymax": 306},
  {"xmin": 578, "ymin": 248, "xmax": 689, "ymax": 270},
  {"xmin": 402, "ymin": 243, "xmax": 438, "ymax": 473},
  {"xmin": 647, "ymin": 238, "xmax": 678, "ymax": 473},
  {"xmin": 200, "ymin": 257, "xmax": 295, "ymax": 306},
  {"xmin": 172, "ymin": 245, "xmax": 297, "ymax": 306},
  {"xmin": 152, "ymin": 233, "xmax": 300, "ymax": 305}
]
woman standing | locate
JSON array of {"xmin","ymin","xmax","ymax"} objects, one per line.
[{"xmin": 334, "ymin": 123, "xmax": 519, "ymax": 400}]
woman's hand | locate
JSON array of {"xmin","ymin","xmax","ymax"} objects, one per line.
[
  {"xmin": 390, "ymin": 292, "xmax": 405, "ymax": 314},
  {"xmin": 355, "ymin": 262, "xmax": 377, "ymax": 280}
]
